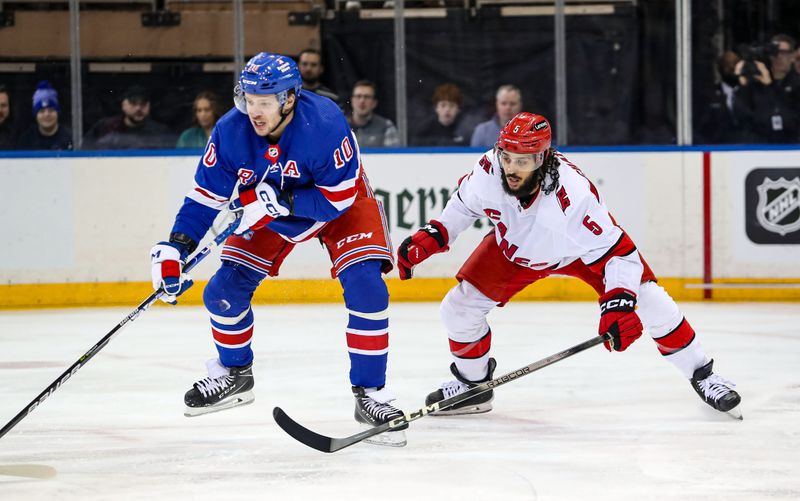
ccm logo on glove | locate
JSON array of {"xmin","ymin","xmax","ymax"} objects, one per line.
[
  {"xmin": 599, "ymin": 296, "xmax": 636, "ymax": 313},
  {"xmin": 598, "ymin": 288, "xmax": 643, "ymax": 352}
]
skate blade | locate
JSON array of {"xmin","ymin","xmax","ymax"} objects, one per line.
[
  {"xmin": 725, "ymin": 404, "xmax": 743, "ymax": 421},
  {"xmin": 184, "ymin": 391, "xmax": 255, "ymax": 417},
  {"xmin": 360, "ymin": 424, "xmax": 407, "ymax": 447},
  {"xmin": 431, "ymin": 402, "xmax": 493, "ymax": 416}
]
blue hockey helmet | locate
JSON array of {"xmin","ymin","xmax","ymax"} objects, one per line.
[{"xmin": 234, "ymin": 52, "xmax": 302, "ymax": 113}]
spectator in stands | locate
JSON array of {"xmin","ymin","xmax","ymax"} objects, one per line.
[
  {"xmin": 298, "ymin": 48, "xmax": 342, "ymax": 108},
  {"xmin": 0, "ymin": 84, "xmax": 20, "ymax": 150},
  {"xmin": 84, "ymin": 85, "xmax": 173, "ymax": 149},
  {"xmin": 413, "ymin": 83, "xmax": 471, "ymax": 146},
  {"xmin": 176, "ymin": 91, "xmax": 221, "ymax": 149},
  {"xmin": 347, "ymin": 80, "xmax": 399, "ymax": 147},
  {"xmin": 735, "ymin": 34, "xmax": 800, "ymax": 143},
  {"xmin": 695, "ymin": 51, "xmax": 749, "ymax": 144},
  {"xmin": 470, "ymin": 84, "xmax": 522, "ymax": 147},
  {"xmin": 18, "ymin": 81, "xmax": 73, "ymax": 150}
]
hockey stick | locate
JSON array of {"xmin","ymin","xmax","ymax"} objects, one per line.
[
  {"xmin": 273, "ymin": 332, "xmax": 611, "ymax": 453},
  {"xmin": 0, "ymin": 215, "xmax": 241, "ymax": 441}
]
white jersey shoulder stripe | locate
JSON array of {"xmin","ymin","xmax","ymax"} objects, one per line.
[{"xmin": 186, "ymin": 181, "xmax": 229, "ymax": 210}]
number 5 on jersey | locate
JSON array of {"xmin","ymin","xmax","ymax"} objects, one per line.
[{"xmin": 583, "ymin": 215, "xmax": 603, "ymax": 235}]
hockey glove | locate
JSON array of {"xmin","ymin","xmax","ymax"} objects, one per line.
[
  {"xmin": 230, "ymin": 181, "xmax": 290, "ymax": 236},
  {"xmin": 396, "ymin": 220, "xmax": 449, "ymax": 280},
  {"xmin": 150, "ymin": 235, "xmax": 195, "ymax": 304},
  {"xmin": 598, "ymin": 288, "xmax": 643, "ymax": 352}
]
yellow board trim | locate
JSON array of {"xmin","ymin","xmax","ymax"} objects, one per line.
[{"xmin": 1, "ymin": 277, "xmax": 799, "ymax": 310}]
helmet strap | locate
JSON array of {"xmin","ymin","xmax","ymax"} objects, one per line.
[{"xmin": 265, "ymin": 92, "xmax": 297, "ymax": 139}]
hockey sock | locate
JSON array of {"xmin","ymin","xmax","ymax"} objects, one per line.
[
  {"xmin": 655, "ymin": 318, "xmax": 709, "ymax": 378},
  {"xmin": 441, "ymin": 281, "xmax": 496, "ymax": 381},
  {"xmin": 340, "ymin": 260, "xmax": 389, "ymax": 388},
  {"xmin": 204, "ymin": 262, "xmax": 262, "ymax": 367},
  {"xmin": 637, "ymin": 282, "xmax": 709, "ymax": 378},
  {"xmin": 449, "ymin": 329, "xmax": 493, "ymax": 382}
]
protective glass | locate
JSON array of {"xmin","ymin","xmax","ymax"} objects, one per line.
[{"xmin": 498, "ymin": 150, "xmax": 544, "ymax": 172}]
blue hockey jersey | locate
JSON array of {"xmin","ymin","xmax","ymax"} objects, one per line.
[{"xmin": 172, "ymin": 91, "xmax": 362, "ymax": 244}]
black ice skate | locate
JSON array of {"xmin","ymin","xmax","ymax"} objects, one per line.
[
  {"xmin": 184, "ymin": 359, "xmax": 255, "ymax": 417},
  {"xmin": 690, "ymin": 359, "xmax": 742, "ymax": 420},
  {"xmin": 425, "ymin": 358, "xmax": 497, "ymax": 416},
  {"xmin": 353, "ymin": 386, "xmax": 408, "ymax": 447}
]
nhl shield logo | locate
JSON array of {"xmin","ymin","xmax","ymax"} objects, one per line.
[
  {"xmin": 755, "ymin": 177, "xmax": 800, "ymax": 236},
  {"xmin": 264, "ymin": 145, "xmax": 281, "ymax": 164}
]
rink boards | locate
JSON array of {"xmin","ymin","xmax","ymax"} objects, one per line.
[{"xmin": 0, "ymin": 147, "xmax": 798, "ymax": 307}]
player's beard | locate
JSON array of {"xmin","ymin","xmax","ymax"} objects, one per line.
[{"xmin": 501, "ymin": 168, "xmax": 541, "ymax": 198}]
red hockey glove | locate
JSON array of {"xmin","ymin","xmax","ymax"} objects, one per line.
[
  {"xmin": 396, "ymin": 220, "xmax": 449, "ymax": 280},
  {"xmin": 598, "ymin": 288, "xmax": 643, "ymax": 352}
]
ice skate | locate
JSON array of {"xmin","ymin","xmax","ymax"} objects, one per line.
[
  {"xmin": 425, "ymin": 358, "xmax": 497, "ymax": 416},
  {"xmin": 184, "ymin": 359, "xmax": 255, "ymax": 417},
  {"xmin": 353, "ymin": 386, "xmax": 408, "ymax": 447},
  {"xmin": 690, "ymin": 359, "xmax": 742, "ymax": 420}
]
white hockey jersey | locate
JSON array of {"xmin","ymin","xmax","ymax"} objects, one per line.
[{"xmin": 438, "ymin": 149, "xmax": 644, "ymax": 294}]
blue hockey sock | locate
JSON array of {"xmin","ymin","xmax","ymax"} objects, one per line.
[
  {"xmin": 204, "ymin": 262, "xmax": 263, "ymax": 367},
  {"xmin": 340, "ymin": 260, "xmax": 390, "ymax": 388}
]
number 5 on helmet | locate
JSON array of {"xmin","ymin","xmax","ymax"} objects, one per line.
[{"xmin": 396, "ymin": 220, "xmax": 449, "ymax": 280}]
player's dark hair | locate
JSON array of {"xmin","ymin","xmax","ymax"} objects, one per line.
[{"xmin": 539, "ymin": 148, "xmax": 560, "ymax": 195}]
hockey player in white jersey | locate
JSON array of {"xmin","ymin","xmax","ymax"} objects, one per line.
[{"xmin": 397, "ymin": 111, "xmax": 742, "ymax": 419}]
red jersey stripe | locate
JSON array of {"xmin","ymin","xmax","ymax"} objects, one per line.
[
  {"xmin": 194, "ymin": 186, "xmax": 228, "ymax": 203},
  {"xmin": 587, "ymin": 231, "xmax": 637, "ymax": 274},
  {"xmin": 318, "ymin": 185, "xmax": 358, "ymax": 203}
]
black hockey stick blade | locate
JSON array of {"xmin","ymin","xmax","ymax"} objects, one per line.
[
  {"xmin": 273, "ymin": 407, "xmax": 389, "ymax": 453},
  {"xmin": 272, "ymin": 333, "xmax": 610, "ymax": 453}
]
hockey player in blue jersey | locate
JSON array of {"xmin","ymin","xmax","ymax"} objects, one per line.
[{"xmin": 149, "ymin": 52, "xmax": 407, "ymax": 446}]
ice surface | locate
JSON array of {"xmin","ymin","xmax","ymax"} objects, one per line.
[{"xmin": 1, "ymin": 302, "xmax": 798, "ymax": 500}]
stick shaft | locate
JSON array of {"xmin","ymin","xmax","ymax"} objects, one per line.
[
  {"xmin": 274, "ymin": 333, "xmax": 609, "ymax": 453},
  {"xmin": 0, "ymin": 218, "xmax": 239, "ymax": 441}
]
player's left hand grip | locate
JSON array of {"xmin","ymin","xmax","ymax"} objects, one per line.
[
  {"xmin": 150, "ymin": 242, "xmax": 194, "ymax": 304},
  {"xmin": 598, "ymin": 288, "xmax": 642, "ymax": 352},
  {"xmin": 396, "ymin": 220, "xmax": 449, "ymax": 280}
]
